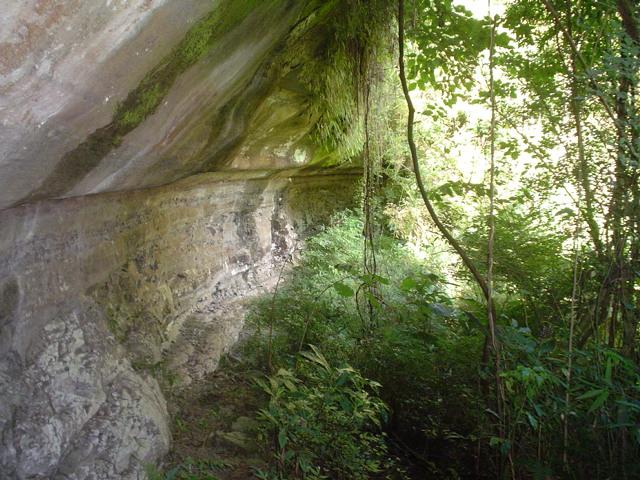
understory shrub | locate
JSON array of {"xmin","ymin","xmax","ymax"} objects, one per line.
[
  {"xmin": 255, "ymin": 346, "xmax": 391, "ymax": 480},
  {"xmin": 245, "ymin": 209, "xmax": 640, "ymax": 479}
]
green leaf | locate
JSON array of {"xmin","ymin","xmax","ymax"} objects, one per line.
[
  {"xmin": 555, "ymin": 207, "xmax": 574, "ymax": 218},
  {"xmin": 577, "ymin": 389, "xmax": 605, "ymax": 400},
  {"xmin": 588, "ymin": 390, "xmax": 610, "ymax": 413},
  {"xmin": 526, "ymin": 412, "xmax": 538, "ymax": 430},
  {"xmin": 533, "ymin": 403, "xmax": 544, "ymax": 417},
  {"xmin": 373, "ymin": 274, "xmax": 390, "ymax": 285},
  {"xmin": 278, "ymin": 429, "xmax": 288, "ymax": 450},
  {"xmin": 333, "ymin": 282, "xmax": 355, "ymax": 297},
  {"xmin": 300, "ymin": 345, "xmax": 331, "ymax": 371},
  {"xmin": 400, "ymin": 277, "xmax": 418, "ymax": 291},
  {"xmin": 615, "ymin": 400, "xmax": 640, "ymax": 412},
  {"xmin": 501, "ymin": 439, "xmax": 512, "ymax": 455}
]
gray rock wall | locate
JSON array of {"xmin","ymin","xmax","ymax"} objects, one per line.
[
  {"xmin": 0, "ymin": 168, "xmax": 358, "ymax": 479},
  {"xmin": 0, "ymin": 0, "xmax": 362, "ymax": 477},
  {"xmin": 0, "ymin": 0, "xmax": 214, "ymax": 208},
  {"xmin": 0, "ymin": 0, "xmax": 317, "ymax": 209}
]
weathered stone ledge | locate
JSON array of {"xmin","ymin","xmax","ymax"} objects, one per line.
[{"xmin": 0, "ymin": 166, "xmax": 358, "ymax": 479}]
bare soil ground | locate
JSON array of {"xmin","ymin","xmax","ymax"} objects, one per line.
[{"xmin": 162, "ymin": 352, "xmax": 268, "ymax": 480}]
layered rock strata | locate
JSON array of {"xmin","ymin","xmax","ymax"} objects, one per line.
[
  {"xmin": 0, "ymin": 167, "xmax": 358, "ymax": 478},
  {"xmin": 1, "ymin": 0, "xmax": 363, "ymax": 477}
]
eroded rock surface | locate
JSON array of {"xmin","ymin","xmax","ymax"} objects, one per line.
[
  {"xmin": 0, "ymin": 0, "xmax": 360, "ymax": 477},
  {"xmin": 0, "ymin": 169, "xmax": 358, "ymax": 478},
  {"xmin": 0, "ymin": 0, "xmax": 331, "ymax": 210},
  {"xmin": 0, "ymin": 0, "xmax": 213, "ymax": 208},
  {"xmin": 0, "ymin": 298, "xmax": 170, "ymax": 480}
]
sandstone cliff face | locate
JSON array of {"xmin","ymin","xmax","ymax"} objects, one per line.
[{"xmin": 0, "ymin": 1, "xmax": 359, "ymax": 478}]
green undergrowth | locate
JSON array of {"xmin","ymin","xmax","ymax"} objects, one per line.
[
  {"xmin": 158, "ymin": 207, "xmax": 640, "ymax": 479},
  {"xmin": 242, "ymin": 210, "xmax": 486, "ymax": 478},
  {"xmin": 242, "ymin": 209, "xmax": 640, "ymax": 478},
  {"xmin": 253, "ymin": 346, "xmax": 394, "ymax": 480}
]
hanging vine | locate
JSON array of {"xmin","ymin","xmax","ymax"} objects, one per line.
[
  {"xmin": 486, "ymin": 5, "xmax": 511, "ymax": 477},
  {"xmin": 361, "ymin": 74, "xmax": 380, "ymax": 333}
]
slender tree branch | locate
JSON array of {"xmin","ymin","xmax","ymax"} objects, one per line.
[
  {"xmin": 542, "ymin": 0, "xmax": 640, "ymax": 163},
  {"xmin": 562, "ymin": 0, "xmax": 584, "ymax": 458},
  {"xmin": 397, "ymin": 0, "xmax": 493, "ymax": 314},
  {"xmin": 398, "ymin": 3, "xmax": 509, "ymax": 474},
  {"xmin": 488, "ymin": 11, "xmax": 500, "ymax": 373}
]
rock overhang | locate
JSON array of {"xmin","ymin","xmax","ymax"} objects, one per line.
[
  {"xmin": 0, "ymin": 0, "xmax": 374, "ymax": 477},
  {"xmin": 0, "ymin": 0, "xmax": 359, "ymax": 210}
]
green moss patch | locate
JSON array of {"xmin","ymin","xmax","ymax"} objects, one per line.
[{"xmin": 21, "ymin": 0, "xmax": 270, "ymax": 203}]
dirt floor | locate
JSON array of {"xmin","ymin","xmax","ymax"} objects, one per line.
[{"xmin": 161, "ymin": 353, "xmax": 269, "ymax": 480}]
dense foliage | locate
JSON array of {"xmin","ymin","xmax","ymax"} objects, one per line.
[
  {"xmin": 162, "ymin": 0, "xmax": 639, "ymax": 478},
  {"xmin": 245, "ymin": 206, "xmax": 640, "ymax": 478},
  {"xmin": 244, "ymin": 0, "xmax": 640, "ymax": 478},
  {"xmin": 254, "ymin": 346, "xmax": 390, "ymax": 480}
]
